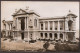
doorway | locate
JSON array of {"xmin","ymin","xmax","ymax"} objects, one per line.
[
  {"xmin": 21, "ymin": 33, "xmax": 24, "ymax": 40},
  {"xmin": 21, "ymin": 18, "xmax": 25, "ymax": 30}
]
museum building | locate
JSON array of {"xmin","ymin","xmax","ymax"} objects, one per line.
[{"xmin": 2, "ymin": 8, "xmax": 77, "ymax": 42}]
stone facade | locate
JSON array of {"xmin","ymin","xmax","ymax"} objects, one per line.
[{"xmin": 2, "ymin": 8, "xmax": 77, "ymax": 42}]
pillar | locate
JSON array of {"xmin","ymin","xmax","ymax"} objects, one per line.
[
  {"xmin": 66, "ymin": 33, "xmax": 68, "ymax": 41},
  {"xmin": 73, "ymin": 21, "xmax": 76, "ymax": 31},
  {"xmin": 28, "ymin": 31, "xmax": 29, "ymax": 42},
  {"xmin": 10, "ymin": 24, "xmax": 11, "ymax": 30},
  {"xmin": 63, "ymin": 33, "xmax": 65, "ymax": 42},
  {"xmin": 57, "ymin": 33, "xmax": 60, "ymax": 40},
  {"xmin": 43, "ymin": 32, "xmax": 45, "ymax": 39},
  {"xmin": 73, "ymin": 33, "xmax": 76, "ymax": 42},
  {"xmin": 52, "ymin": 33, "xmax": 54, "ymax": 40},
  {"xmin": 27, "ymin": 17, "xmax": 28, "ymax": 29},
  {"xmin": 40, "ymin": 23, "xmax": 41, "ymax": 30},
  {"xmin": 25, "ymin": 17, "xmax": 27, "ymax": 30},
  {"xmin": 53, "ymin": 21, "xmax": 54, "ymax": 30},
  {"xmin": 43, "ymin": 22, "xmax": 45, "ymax": 30},
  {"xmin": 48, "ymin": 21, "xmax": 50, "ymax": 30},
  {"xmin": 17, "ymin": 18, "xmax": 18, "ymax": 30},
  {"xmin": 65, "ymin": 19, "xmax": 69, "ymax": 31},
  {"xmin": 58, "ymin": 21, "xmax": 60, "ymax": 31},
  {"xmin": 6, "ymin": 23, "xmax": 7, "ymax": 30},
  {"xmin": 47, "ymin": 33, "xmax": 49, "ymax": 39}
]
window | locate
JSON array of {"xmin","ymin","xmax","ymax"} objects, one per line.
[
  {"xmin": 34, "ymin": 19, "xmax": 37, "ymax": 27},
  {"xmin": 54, "ymin": 21, "xmax": 58, "ymax": 30},
  {"xmin": 41, "ymin": 33, "xmax": 43, "ymax": 38},
  {"xmin": 45, "ymin": 33, "xmax": 47, "ymax": 38},
  {"xmin": 54, "ymin": 33, "xmax": 57, "ymax": 39},
  {"xmin": 60, "ymin": 21, "xmax": 64, "ymax": 30},
  {"xmin": 50, "ymin": 21, "xmax": 53, "ymax": 30},
  {"xmin": 60, "ymin": 33, "xmax": 63, "ymax": 39},
  {"xmin": 41, "ymin": 23, "xmax": 43, "ymax": 30},
  {"xmin": 50, "ymin": 33, "xmax": 52, "ymax": 38}
]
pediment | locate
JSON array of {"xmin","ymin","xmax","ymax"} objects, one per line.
[{"xmin": 15, "ymin": 9, "xmax": 26, "ymax": 15}]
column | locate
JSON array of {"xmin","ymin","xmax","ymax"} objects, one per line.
[
  {"xmin": 53, "ymin": 21, "xmax": 54, "ymax": 30},
  {"xmin": 40, "ymin": 23, "xmax": 41, "ymax": 30},
  {"xmin": 64, "ymin": 33, "xmax": 67, "ymax": 41},
  {"xmin": 66, "ymin": 34, "xmax": 68, "ymax": 41},
  {"xmin": 57, "ymin": 33, "xmax": 60, "ymax": 40},
  {"xmin": 12, "ymin": 32, "xmax": 14, "ymax": 39},
  {"xmin": 43, "ymin": 22, "xmax": 45, "ymax": 30},
  {"xmin": 58, "ymin": 21, "xmax": 60, "ymax": 31},
  {"xmin": 17, "ymin": 18, "xmax": 18, "ymax": 30},
  {"xmin": 28, "ymin": 32, "xmax": 29, "ymax": 42},
  {"xmin": 6, "ymin": 23, "xmax": 7, "ymax": 30},
  {"xmin": 73, "ymin": 33, "xmax": 76, "ymax": 42},
  {"xmin": 73, "ymin": 21, "xmax": 76, "ymax": 31},
  {"xmin": 10, "ymin": 24, "xmax": 11, "ymax": 30},
  {"xmin": 27, "ymin": 17, "xmax": 28, "ymax": 29},
  {"xmin": 63, "ymin": 33, "xmax": 65, "ymax": 42},
  {"xmin": 43, "ymin": 33, "xmax": 45, "ymax": 39},
  {"xmin": 47, "ymin": 33, "xmax": 49, "ymax": 39},
  {"xmin": 48, "ymin": 21, "xmax": 50, "ymax": 30},
  {"xmin": 25, "ymin": 17, "xmax": 26, "ymax": 30},
  {"xmin": 52, "ymin": 33, "xmax": 54, "ymax": 40},
  {"xmin": 65, "ymin": 19, "xmax": 69, "ymax": 31}
]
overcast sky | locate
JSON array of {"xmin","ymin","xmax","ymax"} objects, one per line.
[{"xmin": 1, "ymin": 1, "xmax": 79, "ymax": 37}]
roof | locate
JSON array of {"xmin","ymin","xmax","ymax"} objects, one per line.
[
  {"xmin": 67, "ymin": 10, "xmax": 77, "ymax": 18},
  {"xmin": 67, "ymin": 13, "xmax": 77, "ymax": 17},
  {"xmin": 12, "ymin": 9, "xmax": 40, "ymax": 17},
  {"xmin": 39, "ymin": 16, "xmax": 65, "ymax": 20}
]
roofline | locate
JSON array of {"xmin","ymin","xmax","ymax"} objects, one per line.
[
  {"xmin": 39, "ymin": 17, "xmax": 65, "ymax": 20},
  {"xmin": 12, "ymin": 12, "xmax": 40, "ymax": 17}
]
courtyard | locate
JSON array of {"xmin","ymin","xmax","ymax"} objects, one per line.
[{"xmin": 1, "ymin": 38, "xmax": 55, "ymax": 51}]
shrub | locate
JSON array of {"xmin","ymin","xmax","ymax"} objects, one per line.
[
  {"xmin": 55, "ymin": 43, "xmax": 79, "ymax": 51},
  {"xmin": 43, "ymin": 41, "xmax": 50, "ymax": 51}
]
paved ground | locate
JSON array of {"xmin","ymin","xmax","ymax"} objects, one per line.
[{"xmin": 1, "ymin": 38, "xmax": 55, "ymax": 52}]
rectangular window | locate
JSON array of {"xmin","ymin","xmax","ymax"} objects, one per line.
[
  {"xmin": 50, "ymin": 21, "xmax": 53, "ymax": 30},
  {"xmin": 60, "ymin": 21, "xmax": 64, "ymax": 30},
  {"xmin": 41, "ymin": 23, "xmax": 43, "ymax": 30},
  {"xmin": 54, "ymin": 21, "xmax": 58, "ymax": 30}
]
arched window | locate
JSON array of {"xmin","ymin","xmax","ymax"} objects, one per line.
[
  {"xmin": 45, "ymin": 33, "xmax": 47, "ymax": 38},
  {"xmin": 41, "ymin": 33, "xmax": 43, "ymax": 38},
  {"xmin": 49, "ymin": 33, "xmax": 52, "ymax": 38},
  {"xmin": 34, "ymin": 19, "xmax": 37, "ymax": 27},
  {"xmin": 60, "ymin": 33, "xmax": 63, "ymax": 39},
  {"xmin": 54, "ymin": 33, "xmax": 57, "ymax": 39}
]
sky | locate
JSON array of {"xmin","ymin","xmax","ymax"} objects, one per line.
[{"xmin": 1, "ymin": 1, "xmax": 79, "ymax": 37}]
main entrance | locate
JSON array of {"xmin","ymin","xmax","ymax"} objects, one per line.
[
  {"xmin": 21, "ymin": 17, "xmax": 25, "ymax": 40},
  {"xmin": 21, "ymin": 18, "xmax": 25, "ymax": 30}
]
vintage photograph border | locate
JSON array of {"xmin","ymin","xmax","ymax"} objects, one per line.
[{"xmin": 0, "ymin": 0, "xmax": 80, "ymax": 53}]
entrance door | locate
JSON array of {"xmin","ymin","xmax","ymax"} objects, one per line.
[
  {"xmin": 21, "ymin": 33, "xmax": 24, "ymax": 40},
  {"xmin": 21, "ymin": 18, "xmax": 25, "ymax": 30}
]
